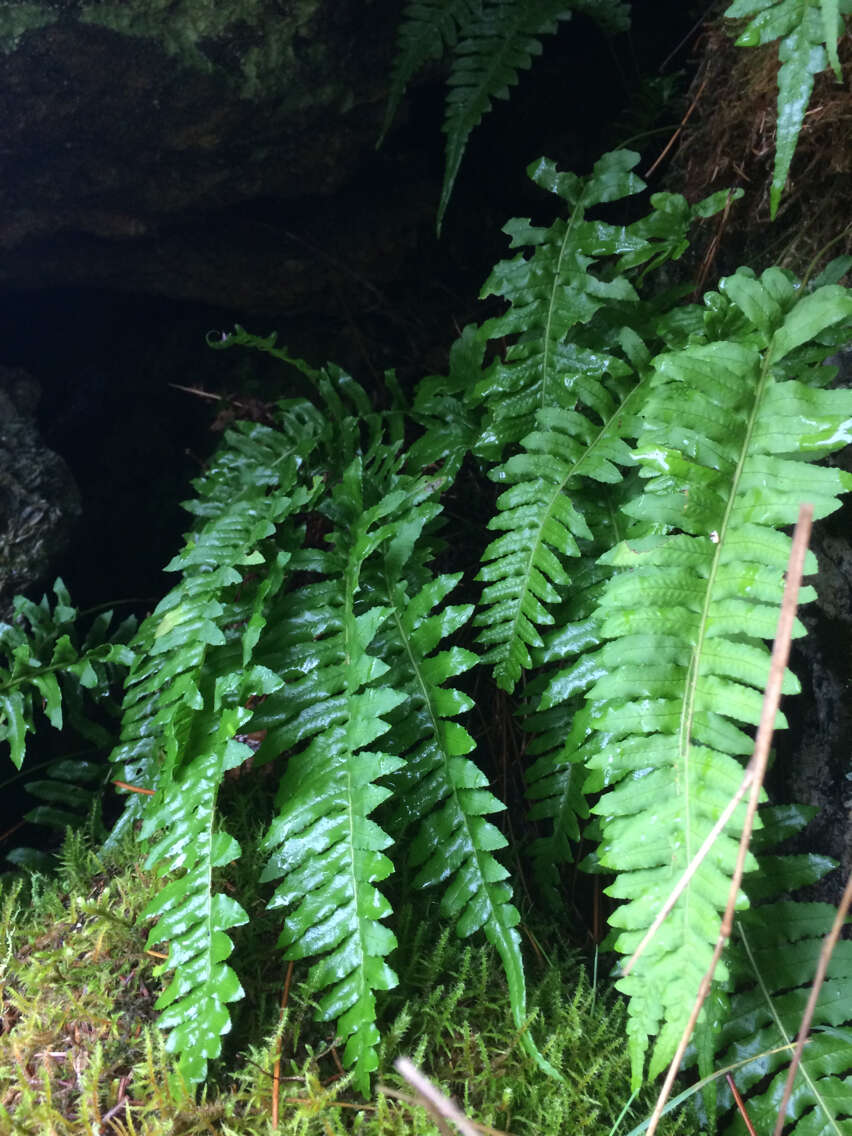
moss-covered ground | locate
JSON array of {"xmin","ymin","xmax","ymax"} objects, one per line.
[{"xmin": 0, "ymin": 824, "xmax": 702, "ymax": 1135}]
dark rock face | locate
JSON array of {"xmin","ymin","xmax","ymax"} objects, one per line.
[
  {"xmin": 0, "ymin": 366, "xmax": 81, "ymax": 620},
  {"xmin": 0, "ymin": 1, "xmax": 417, "ymax": 312},
  {"xmin": 780, "ymin": 346, "xmax": 852, "ymax": 900}
]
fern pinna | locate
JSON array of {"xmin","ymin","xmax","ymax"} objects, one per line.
[{"xmin": 724, "ymin": 0, "xmax": 849, "ymax": 218}]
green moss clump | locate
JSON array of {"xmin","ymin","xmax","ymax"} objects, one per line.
[
  {"xmin": 78, "ymin": 0, "xmax": 328, "ymax": 101},
  {"xmin": 0, "ymin": 3, "xmax": 59, "ymax": 54},
  {"xmin": 0, "ymin": 826, "xmax": 702, "ymax": 1135}
]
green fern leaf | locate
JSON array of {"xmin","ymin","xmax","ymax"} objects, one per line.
[
  {"xmin": 108, "ymin": 415, "xmax": 322, "ymax": 835},
  {"xmin": 725, "ymin": 0, "xmax": 847, "ymax": 218},
  {"xmin": 566, "ymin": 268, "xmax": 852, "ymax": 1086},
  {"xmin": 820, "ymin": 0, "xmax": 844, "ymax": 78},
  {"xmin": 108, "ymin": 403, "xmax": 327, "ymax": 1074},
  {"xmin": 472, "ymin": 153, "xmax": 738, "ymax": 454},
  {"xmin": 380, "ymin": 0, "xmax": 478, "ymax": 144},
  {"xmin": 0, "ymin": 580, "xmax": 134, "ymax": 771},
  {"xmin": 373, "ymin": 569, "xmax": 560, "ymax": 1079},
  {"xmin": 476, "ymin": 399, "xmax": 640, "ymax": 692},
  {"xmin": 472, "ymin": 158, "xmax": 735, "ymax": 693},
  {"xmin": 383, "ymin": 0, "xmax": 630, "ymax": 228},
  {"xmin": 524, "ymin": 697, "xmax": 592, "ymax": 908},
  {"xmin": 523, "ymin": 491, "xmax": 644, "ymax": 906},
  {"xmin": 140, "ymin": 664, "xmax": 281, "ymax": 1085},
  {"xmin": 472, "ymin": 151, "xmax": 646, "ymax": 453},
  {"xmin": 438, "ymin": 1, "xmax": 576, "ymax": 232},
  {"xmin": 258, "ymin": 458, "xmax": 430, "ymax": 1094},
  {"xmin": 717, "ymin": 902, "xmax": 852, "ymax": 1134}
]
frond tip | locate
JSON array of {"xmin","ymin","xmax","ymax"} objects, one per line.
[
  {"xmin": 725, "ymin": 0, "xmax": 848, "ymax": 217},
  {"xmin": 439, "ymin": 1, "xmax": 576, "ymax": 232}
]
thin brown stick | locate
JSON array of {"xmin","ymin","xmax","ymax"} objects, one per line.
[
  {"xmin": 169, "ymin": 382, "xmax": 223, "ymax": 401},
  {"xmin": 394, "ymin": 1057, "xmax": 483, "ymax": 1136},
  {"xmin": 112, "ymin": 779, "xmax": 155, "ymax": 796},
  {"xmin": 646, "ymin": 504, "xmax": 814, "ymax": 1136},
  {"xmin": 378, "ymin": 1086, "xmax": 514, "ymax": 1136},
  {"xmin": 726, "ymin": 1073, "xmax": 758, "ymax": 1136},
  {"xmin": 271, "ymin": 960, "xmax": 294, "ymax": 1130},
  {"xmin": 645, "ymin": 76, "xmax": 708, "ymax": 179},
  {"xmin": 772, "ymin": 863, "xmax": 852, "ymax": 1136}
]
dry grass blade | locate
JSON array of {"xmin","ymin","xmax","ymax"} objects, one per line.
[
  {"xmin": 646, "ymin": 503, "xmax": 814, "ymax": 1136},
  {"xmin": 271, "ymin": 960, "xmax": 294, "ymax": 1130},
  {"xmin": 621, "ymin": 761, "xmax": 755, "ymax": 979}
]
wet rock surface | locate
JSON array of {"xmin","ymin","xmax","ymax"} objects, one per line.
[{"xmin": 0, "ymin": 366, "xmax": 81, "ymax": 621}]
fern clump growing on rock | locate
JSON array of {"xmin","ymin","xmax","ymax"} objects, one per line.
[{"xmin": 2, "ymin": 149, "xmax": 852, "ymax": 1133}]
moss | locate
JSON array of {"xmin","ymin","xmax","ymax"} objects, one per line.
[
  {"xmin": 0, "ymin": 825, "xmax": 703, "ymax": 1135},
  {"xmin": 0, "ymin": 3, "xmax": 59, "ymax": 54},
  {"xmin": 78, "ymin": 0, "xmax": 329, "ymax": 100}
]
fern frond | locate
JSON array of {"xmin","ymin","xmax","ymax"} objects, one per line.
[
  {"xmin": 475, "ymin": 400, "xmax": 640, "ymax": 692},
  {"xmin": 718, "ymin": 900, "xmax": 852, "ymax": 1135},
  {"xmin": 139, "ymin": 665, "xmax": 281, "ymax": 1086},
  {"xmin": 108, "ymin": 414, "xmax": 323, "ymax": 835},
  {"xmin": 371, "ymin": 565, "xmax": 560, "ymax": 1079},
  {"xmin": 106, "ymin": 402, "xmax": 327, "ymax": 1078},
  {"xmin": 472, "ymin": 151, "xmax": 645, "ymax": 453},
  {"xmin": 523, "ymin": 697, "xmax": 591, "ymax": 909},
  {"xmin": 410, "ymin": 323, "xmax": 486, "ymax": 478},
  {"xmin": 473, "ymin": 156, "xmax": 739, "ymax": 455},
  {"xmin": 438, "ymin": 1, "xmax": 575, "ymax": 232},
  {"xmin": 383, "ymin": 0, "xmax": 630, "ymax": 229},
  {"xmin": 564, "ymin": 267, "xmax": 852, "ymax": 1085},
  {"xmin": 380, "ymin": 0, "xmax": 478, "ymax": 144},
  {"xmin": 0, "ymin": 580, "xmax": 134, "ymax": 771},
  {"xmin": 257, "ymin": 457, "xmax": 438, "ymax": 1094},
  {"xmin": 725, "ymin": 0, "xmax": 848, "ymax": 218},
  {"xmin": 472, "ymin": 159, "xmax": 736, "ymax": 692}
]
